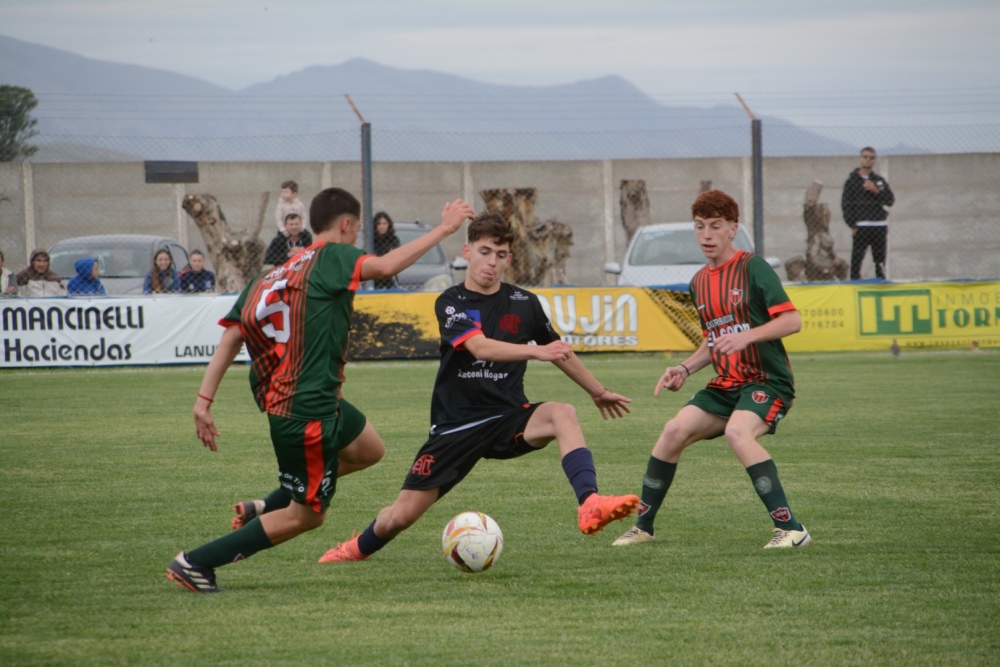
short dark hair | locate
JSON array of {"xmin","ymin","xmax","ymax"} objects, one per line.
[
  {"xmin": 190, "ymin": 249, "xmax": 204, "ymax": 258},
  {"xmin": 467, "ymin": 212, "xmax": 514, "ymax": 247},
  {"xmin": 692, "ymin": 189, "xmax": 739, "ymax": 223},
  {"xmin": 860, "ymin": 146, "xmax": 876, "ymax": 155},
  {"xmin": 309, "ymin": 187, "xmax": 361, "ymax": 234},
  {"xmin": 281, "ymin": 180, "xmax": 298, "ymax": 192},
  {"xmin": 284, "ymin": 212, "xmax": 302, "ymax": 223}
]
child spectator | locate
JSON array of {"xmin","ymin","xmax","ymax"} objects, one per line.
[
  {"xmin": 275, "ymin": 180, "xmax": 308, "ymax": 233},
  {"xmin": 67, "ymin": 257, "xmax": 108, "ymax": 296},
  {"xmin": 179, "ymin": 250, "xmax": 217, "ymax": 293}
]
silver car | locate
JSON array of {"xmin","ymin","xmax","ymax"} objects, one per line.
[
  {"xmin": 48, "ymin": 235, "xmax": 190, "ymax": 295},
  {"xmin": 604, "ymin": 222, "xmax": 781, "ymax": 287}
]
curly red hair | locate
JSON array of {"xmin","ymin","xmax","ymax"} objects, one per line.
[{"xmin": 691, "ymin": 190, "xmax": 739, "ymax": 223}]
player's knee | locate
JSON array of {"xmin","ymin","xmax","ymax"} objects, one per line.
[{"xmin": 550, "ymin": 402, "xmax": 578, "ymax": 426}]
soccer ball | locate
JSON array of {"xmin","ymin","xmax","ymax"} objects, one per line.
[{"xmin": 442, "ymin": 511, "xmax": 504, "ymax": 573}]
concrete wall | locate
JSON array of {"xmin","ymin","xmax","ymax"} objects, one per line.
[{"xmin": 2, "ymin": 153, "xmax": 997, "ymax": 282}]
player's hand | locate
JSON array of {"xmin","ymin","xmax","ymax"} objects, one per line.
[
  {"xmin": 439, "ymin": 199, "xmax": 475, "ymax": 235},
  {"xmin": 654, "ymin": 366, "xmax": 688, "ymax": 396},
  {"xmin": 711, "ymin": 331, "xmax": 749, "ymax": 356},
  {"xmin": 534, "ymin": 340, "xmax": 573, "ymax": 362},
  {"xmin": 194, "ymin": 403, "xmax": 220, "ymax": 452},
  {"xmin": 592, "ymin": 389, "xmax": 632, "ymax": 420}
]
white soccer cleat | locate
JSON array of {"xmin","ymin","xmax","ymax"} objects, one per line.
[
  {"xmin": 763, "ymin": 525, "xmax": 811, "ymax": 549},
  {"xmin": 612, "ymin": 526, "xmax": 655, "ymax": 546}
]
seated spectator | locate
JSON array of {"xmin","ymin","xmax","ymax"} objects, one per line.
[
  {"xmin": 67, "ymin": 257, "xmax": 108, "ymax": 296},
  {"xmin": 143, "ymin": 249, "xmax": 181, "ymax": 294},
  {"xmin": 264, "ymin": 213, "xmax": 313, "ymax": 265},
  {"xmin": 16, "ymin": 248, "xmax": 67, "ymax": 297},
  {"xmin": 0, "ymin": 249, "xmax": 16, "ymax": 296},
  {"xmin": 179, "ymin": 250, "xmax": 217, "ymax": 293}
]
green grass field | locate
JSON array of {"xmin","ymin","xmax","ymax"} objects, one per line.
[{"xmin": 1, "ymin": 351, "xmax": 998, "ymax": 666}]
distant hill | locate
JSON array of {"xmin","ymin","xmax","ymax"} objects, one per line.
[{"xmin": 0, "ymin": 34, "xmax": 868, "ymax": 161}]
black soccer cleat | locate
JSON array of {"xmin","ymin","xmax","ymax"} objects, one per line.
[{"xmin": 166, "ymin": 551, "xmax": 223, "ymax": 593}]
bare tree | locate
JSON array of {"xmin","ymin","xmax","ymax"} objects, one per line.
[
  {"xmin": 619, "ymin": 180, "xmax": 650, "ymax": 244},
  {"xmin": 785, "ymin": 181, "xmax": 849, "ymax": 282},
  {"xmin": 479, "ymin": 187, "xmax": 573, "ymax": 286},
  {"xmin": 181, "ymin": 192, "xmax": 268, "ymax": 293}
]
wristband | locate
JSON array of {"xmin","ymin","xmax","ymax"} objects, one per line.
[
  {"xmin": 592, "ymin": 388, "xmax": 607, "ymax": 399},
  {"xmin": 197, "ymin": 393, "xmax": 214, "ymax": 403},
  {"xmin": 679, "ymin": 363, "xmax": 691, "ymax": 377}
]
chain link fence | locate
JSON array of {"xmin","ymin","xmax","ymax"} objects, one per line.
[{"xmin": 1, "ymin": 123, "xmax": 998, "ymax": 291}]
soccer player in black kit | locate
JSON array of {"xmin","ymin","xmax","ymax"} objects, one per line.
[{"xmin": 319, "ymin": 212, "xmax": 639, "ymax": 563}]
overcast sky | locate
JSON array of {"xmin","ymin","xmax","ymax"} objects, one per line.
[{"xmin": 2, "ymin": 0, "xmax": 998, "ymax": 127}]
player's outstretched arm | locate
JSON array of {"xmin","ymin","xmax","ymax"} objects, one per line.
[
  {"xmin": 361, "ymin": 199, "xmax": 474, "ymax": 282},
  {"xmin": 462, "ymin": 336, "xmax": 573, "ymax": 363},
  {"xmin": 656, "ymin": 342, "xmax": 710, "ymax": 396},
  {"xmin": 552, "ymin": 352, "xmax": 632, "ymax": 420},
  {"xmin": 711, "ymin": 309, "xmax": 801, "ymax": 356},
  {"xmin": 194, "ymin": 324, "xmax": 244, "ymax": 452}
]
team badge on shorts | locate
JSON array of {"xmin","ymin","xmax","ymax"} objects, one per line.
[
  {"xmin": 752, "ymin": 390, "xmax": 769, "ymax": 403},
  {"xmin": 729, "ymin": 288, "xmax": 743, "ymax": 306}
]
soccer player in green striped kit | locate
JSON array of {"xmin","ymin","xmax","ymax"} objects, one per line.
[
  {"xmin": 166, "ymin": 188, "xmax": 474, "ymax": 592},
  {"xmin": 614, "ymin": 189, "xmax": 811, "ymax": 549}
]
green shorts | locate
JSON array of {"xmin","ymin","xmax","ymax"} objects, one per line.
[
  {"xmin": 688, "ymin": 384, "xmax": 792, "ymax": 436},
  {"xmin": 266, "ymin": 399, "xmax": 367, "ymax": 513}
]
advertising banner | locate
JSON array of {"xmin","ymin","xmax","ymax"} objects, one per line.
[
  {"xmin": 784, "ymin": 281, "xmax": 1000, "ymax": 352},
  {"xmin": 1, "ymin": 295, "xmax": 247, "ymax": 368},
  {"xmin": 2, "ymin": 281, "xmax": 995, "ymax": 368}
]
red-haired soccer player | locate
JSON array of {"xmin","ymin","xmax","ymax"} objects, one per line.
[
  {"xmin": 614, "ymin": 189, "xmax": 810, "ymax": 549},
  {"xmin": 166, "ymin": 189, "xmax": 474, "ymax": 592}
]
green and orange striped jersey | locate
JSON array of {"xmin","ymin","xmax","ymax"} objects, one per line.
[
  {"xmin": 689, "ymin": 250, "xmax": 796, "ymax": 399},
  {"xmin": 223, "ymin": 241, "xmax": 369, "ymax": 420}
]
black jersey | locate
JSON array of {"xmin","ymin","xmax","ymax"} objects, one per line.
[{"xmin": 429, "ymin": 283, "xmax": 561, "ymax": 434}]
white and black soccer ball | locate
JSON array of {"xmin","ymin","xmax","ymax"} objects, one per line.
[{"xmin": 441, "ymin": 511, "xmax": 504, "ymax": 573}]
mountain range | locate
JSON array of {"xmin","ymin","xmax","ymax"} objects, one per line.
[{"xmin": 1, "ymin": 34, "xmax": 880, "ymax": 161}]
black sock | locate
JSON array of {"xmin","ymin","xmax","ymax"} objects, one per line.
[
  {"xmin": 746, "ymin": 459, "xmax": 802, "ymax": 531},
  {"xmin": 357, "ymin": 520, "xmax": 392, "ymax": 556},
  {"xmin": 187, "ymin": 517, "xmax": 274, "ymax": 569},
  {"xmin": 262, "ymin": 487, "xmax": 292, "ymax": 513},
  {"xmin": 636, "ymin": 456, "xmax": 677, "ymax": 535},
  {"xmin": 561, "ymin": 448, "xmax": 598, "ymax": 504}
]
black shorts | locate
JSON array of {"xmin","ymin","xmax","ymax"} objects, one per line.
[{"xmin": 402, "ymin": 403, "xmax": 543, "ymax": 498}]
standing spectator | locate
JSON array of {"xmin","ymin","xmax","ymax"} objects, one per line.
[
  {"xmin": 179, "ymin": 250, "xmax": 217, "ymax": 294},
  {"xmin": 274, "ymin": 180, "xmax": 308, "ymax": 234},
  {"xmin": 67, "ymin": 257, "xmax": 107, "ymax": 296},
  {"xmin": 144, "ymin": 249, "xmax": 181, "ymax": 294},
  {"xmin": 0, "ymin": 249, "xmax": 16, "ymax": 296},
  {"xmin": 612, "ymin": 190, "xmax": 809, "ymax": 550},
  {"xmin": 841, "ymin": 147, "xmax": 895, "ymax": 280},
  {"xmin": 16, "ymin": 248, "xmax": 66, "ymax": 297},
  {"xmin": 372, "ymin": 211, "xmax": 401, "ymax": 289},
  {"xmin": 265, "ymin": 213, "xmax": 313, "ymax": 265}
]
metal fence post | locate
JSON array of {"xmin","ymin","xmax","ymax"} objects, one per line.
[{"xmin": 752, "ymin": 118, "xmax": 764, "ymax": 257}]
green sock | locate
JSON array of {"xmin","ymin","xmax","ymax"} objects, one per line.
[
  {"xmin": 746, "ymin": 459, "xmax": 802, "ymax": 531},
  {"xmin": 262, "ymin": 487, "xmax": 292, "ymax": 513},
  {"xmin": 636, "ymin": 456, "xmax": 677, "ymax": 535},
  {"xmin": 187, "ymin": 517, "xmax": 274, "ymax": 569}
]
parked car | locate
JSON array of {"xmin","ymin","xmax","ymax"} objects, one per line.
[
  {"xmin": 363, "ymin": 220, "xmax": 463, "ymax": 292},
  {"xmin": 48, "ymin": 235, "xmax": 190, "ymax": 295},
  {"xmin": 604, "ymin": 222, "xmax": 782, "ymax": 287}
]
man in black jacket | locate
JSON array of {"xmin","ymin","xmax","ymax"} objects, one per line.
[
  {"xmin": 841, "ymin": 147, "xmax": 895, "ymax": 280},
  {"xmin": 265, "ymin": 213, "xmax": 314, "ymax": 265}
]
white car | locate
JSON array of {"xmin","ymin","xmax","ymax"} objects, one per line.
[{"xmin": 604, "ymin": 222, "xmax": 781, "ymax": 287}]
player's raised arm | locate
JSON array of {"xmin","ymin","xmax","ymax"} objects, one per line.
[
  {"xmin": 551, "ymin": 352, "xmax": 632, "ymax": 420},
  {"xmin": 360, "ymin": 199, "xmax": 474, "ymax": 282}
]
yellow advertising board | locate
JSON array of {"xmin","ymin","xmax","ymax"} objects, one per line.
[
  {"xmin": 351, "ymin": 287, "xmax": 697, "ymax": 359},
  {"xmin": 350, "ymin": 281, "xmax": 998, "ymax": 359},
  {"xmin": 785, "ymin": 281, "xmax": 1000, "ymax": 352}
]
